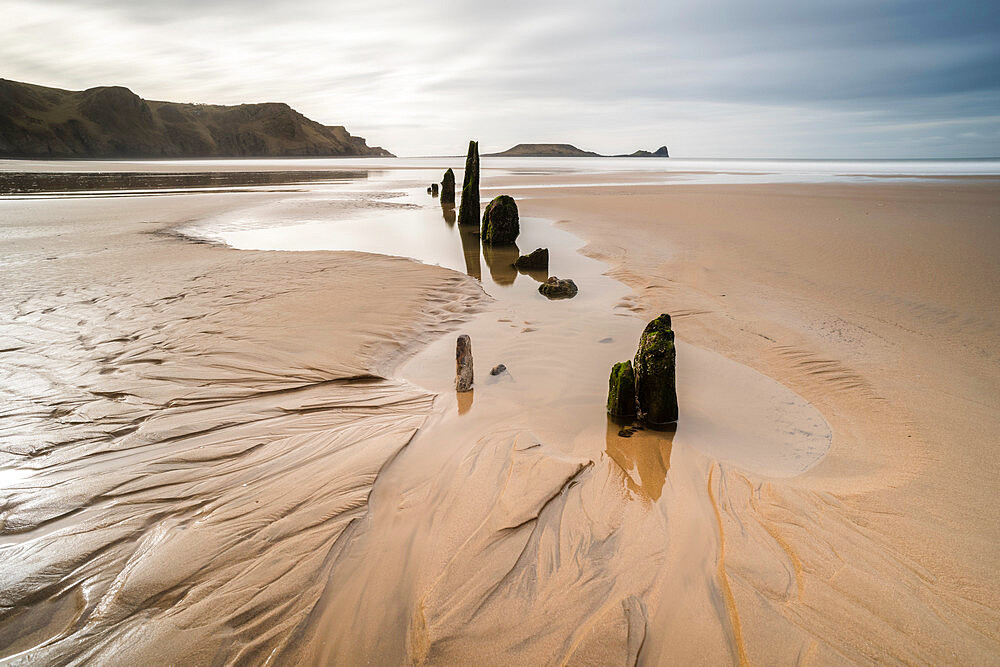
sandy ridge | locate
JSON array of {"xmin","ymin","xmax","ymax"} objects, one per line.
[{"xmin": 0, "ymin": 194, "xmax": 484, "ymax": 662}]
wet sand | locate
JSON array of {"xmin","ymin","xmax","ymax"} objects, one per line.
[
  {"xmin": 1, "ymin": 168, "xmax": 998, "ymax": 664},
  {"xmin": 273, "ymin": 179, "xmax": 1000, "ymax": 664},
  {"xmin": 0, "ymin": 189, "xmax": 485, "ymax": 662},
  {"xmin": 530, "ymin": 182, "xmax": 1000, "ymax": 663}
]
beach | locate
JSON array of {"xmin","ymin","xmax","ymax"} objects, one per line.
[
  {"xmin": 532, "ymin": 181, "xmax": 1000, "ymax": 663},
  {"xmin": 0, "ymin": 161, "xmax": 998, "ymax": 664}
]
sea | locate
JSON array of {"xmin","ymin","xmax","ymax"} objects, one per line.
[{"xmin": 2, "ymin": 156, "xmax": 999, "ymax": 188}]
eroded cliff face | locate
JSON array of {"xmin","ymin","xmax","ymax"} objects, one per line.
[{"xmin": 0, "ymin": 78, "xmax": 394, "ymax": 158}]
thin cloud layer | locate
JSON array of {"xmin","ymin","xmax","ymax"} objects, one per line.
[{"xmin": 3, "ymin": 0, "xmax": 998, "ymax": 157}]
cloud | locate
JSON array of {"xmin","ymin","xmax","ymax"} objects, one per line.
[{"xmin": 2, "ymin": 0, "xmax": 998, "ymax": 157}]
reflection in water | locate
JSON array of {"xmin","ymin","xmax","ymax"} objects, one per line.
[
  {"xmin": 605, "ymin": 418, "xmax": 674, "ymax": 501},
  {"xmin": 459, "ymin": 228, "xmax": 482, "ymax": 280},
  {"xmin": 451, "ymin": 209, "xmax": 520, "ymax": 286},
  {"xmin": 457, "ymin": 389, "xmax": 475, "ymax": 415},
  {"xmin": 515, "ymin": 265, "xmax": 548, "ymax": 283},
  {"xmin": 442, "ymin": 205, "xmax": 456, "ymax": 226},
  {"xmin": 482, "ymin": 243, "xmax": 520, "ymax": 286}
]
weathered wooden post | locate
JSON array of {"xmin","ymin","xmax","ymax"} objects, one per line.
[{"xmin": 456, "ymin": 334, "xmax": 473, "ymax": 392}]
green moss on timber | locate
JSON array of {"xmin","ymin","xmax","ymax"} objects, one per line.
[
  {"xmin": 457, "ymin": 141, "xmax": 480, "ymax": 226},
  {"xmin": 441, "ymin": 168, "xmax": 456, "ymax": 205},
  {"xmin": 481, "ymin": 194, "xmax": 519, "ymax": 245},
  {"xmin": 633, "ymin": 314, "xmax": 678, "ymax": 425},
  {"xmin": 607, "ymin": 360, "xmax": 637, "ymax": 417}
]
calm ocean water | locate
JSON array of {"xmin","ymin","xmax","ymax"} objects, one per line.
[{"xmin": 2, "ymin": 156, "xmax": 999, "ymax": 186}]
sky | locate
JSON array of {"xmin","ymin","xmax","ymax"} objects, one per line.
[{"xmin": 3, "ymin": 0, "xmax": 999, "ymax": 158}]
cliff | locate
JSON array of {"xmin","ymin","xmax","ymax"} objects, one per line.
[{"xmin": 0, "ymin": 79, "xmax": 394, "ymax": 159}]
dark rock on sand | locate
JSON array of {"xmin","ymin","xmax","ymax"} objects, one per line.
[
  {"xmin": 490, "ymin": 364, "xmax": 507, "ymax": 376},
  {"xmin": 457, "ymin": 141, "xmax": 480, "ymax": 226},
  {"xmin": 513, "ymin": 247, "xmax": 548, "ymax": 270},
  {"xmin": 441, "ymin": 168, "xmax": 456, "ymax": 205},
  {"xmin": 456, "ymin": 334, "xmax": 473, "ymax": 392},
  {"xmin": 607, "ymin": 360, "xmax": 637, "ymax": 418},
  {"xmin": 481, "ymin": 195, "xmax": 520, "ymax": 245},
  {"xmin": 429, "ymin": 183, "xmax": 439, "ymax": 196},
  {"xmin": 633, "ymin": 314, "xmax": 678, "ymax": 425},
  {"xmin": 538, "ymin": 277, "xmax": 578, "ymax": 300}
]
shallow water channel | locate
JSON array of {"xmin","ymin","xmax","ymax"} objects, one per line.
[{"xmin": 187, "ymin": 166, "xmax": 831, "ymax": 483}]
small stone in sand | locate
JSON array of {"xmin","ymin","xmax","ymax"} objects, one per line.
[{"xmin": 490, "ymin": 363, "xmax": 507, "ymax": 376}]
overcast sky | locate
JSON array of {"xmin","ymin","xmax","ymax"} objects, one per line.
[{"xmin": 3, "ymin": 0, "xmax": 999, "ymax": 157}]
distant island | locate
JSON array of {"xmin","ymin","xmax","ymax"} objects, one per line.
[
  {"xmin": 616, "ymin": 146, "xmax": 670, "ymax": 158},
  {"xmin": 485, "ymin": 143, "xmax": 668, "ymax": 158},
  {"xmin": 0, "ymin": 78, "xmax": 394, "ymax": 159},
  {"xmin": 486, "ymin": 143, "xmax": 602, "ymax": 157}
]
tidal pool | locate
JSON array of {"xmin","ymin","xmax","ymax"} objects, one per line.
[{"xmin": 186, "ymin": 168, "xmax": 832, "ymax": 479}]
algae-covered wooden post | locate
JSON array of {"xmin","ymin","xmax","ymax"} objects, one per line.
[
  {"xmin": 481, "ymin": 194, "xmax": 519, "ymax": 245},
  {"xmin": 441, "ymin": 168, "xmax": 456, "ymax": 205},
  {"xmin": 633, "ymin": 314, "xmax": 678, "ymax": 425},
  {"xmin": 607, "ymin": 360, "xmax": 637, "ymax": 418},
  {"xmin": 456, "ymin": 334, "xmax": 473, "ymax": 392},
  {"xmin": 457, "ymin": 140, "xmax": 479, "ymax": 226}
]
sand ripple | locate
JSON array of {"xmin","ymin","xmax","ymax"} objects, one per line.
[{"xmin": 0, "ymin": 197, "xmax": 485, "ymax": 662}]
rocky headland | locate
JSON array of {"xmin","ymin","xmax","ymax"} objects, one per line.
[
  {"xmin": 615, "ymin": 145, "xmax": 669, "ymax": 157},
  {"xmin": 0, "ymin": 78, "xmax": 393, "ymax": 158}
]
